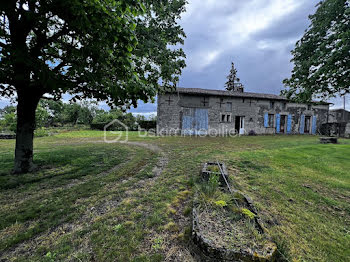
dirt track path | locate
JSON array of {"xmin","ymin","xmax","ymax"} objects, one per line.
[{"xmin": 0, "ymin": 141, "xmax": 172, "ymax": 261}]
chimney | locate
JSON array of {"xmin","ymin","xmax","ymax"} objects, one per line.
[{"xmin": 234, "ymin": 83, "xmax": 244, "ymax": 93}]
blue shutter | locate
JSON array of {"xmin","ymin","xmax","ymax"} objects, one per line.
[
  {"xmin": 287, "ymin": 115, "xmax": 292, "ymax": 134},
  {"xmin": 300, "ymin": 115, "xmax": 305, "ymax": 134},
  {"xmin": 264, "ymin": 113, "xmax": 269, "ymax": 127},
  {"xmin": 276, "ymin": 114, "xmax": 281, "ymax": 133},
  {"xmin": 312, "ymin": 116, "xmax": 317, "ymax": 135}
]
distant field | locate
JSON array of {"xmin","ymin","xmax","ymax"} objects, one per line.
[{"xmin": 0, "ymin": 132, "xmax": 349, "ymax": 261}]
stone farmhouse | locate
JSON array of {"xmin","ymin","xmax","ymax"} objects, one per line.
[{"xmin": 157, "ymin": 87, "xmax": 330, "ymax": 136}]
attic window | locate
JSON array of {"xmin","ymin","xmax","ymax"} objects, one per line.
[
  {"xmin": 270, "ymin": 101, "xmax": 275, "ymax": 109},
  {"xmin": 308, "ymin": 104, "xmax": 312, "ymax": 110},
  {"xmin": 282, "ymin": 102, "xmax": 287, "ymax": 110},
  {"xmin": 201, "ymin": 97, "xmax": 209, "ymax": 107}
]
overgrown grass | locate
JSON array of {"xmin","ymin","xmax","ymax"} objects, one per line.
[{"xmin": 0, "ymin": 132, "xmax": 349, "ymax": 261}]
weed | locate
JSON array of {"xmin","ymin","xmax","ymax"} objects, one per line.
[
  {"xmin": 214, "ymin": 200, "xmax": 227, "ymax": 208},
  {"xmin": 113, "ymin": 224, "xmax": 123, "ymax": 233},
  {"xmin": 152, "ymin": 237, "xmax": 163, "ymax": 251},
  {"xmin": 241, "ymin": 208, "xmax": 256, "ymax": 220},
  {"xmin": 183, "ymin": 206, "xmax": 192, "ymax": 216},
  {"xmin": 199, "ymin": 173, "xmax": 219, "ymax": 198},
  {"xmin": 207, "ymin": 164, "xmax": 220, "ymax": 173},
  {"xmin": 45, "ymin": 251, "xmax": 56, "ymax": 262},
  {"xmin": 164, "ymin": 222, "xmax": 178, "ymax": 232}
]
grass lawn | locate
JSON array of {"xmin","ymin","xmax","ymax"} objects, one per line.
[{"xmin": 0, "ymin": 132, "xmax": 349, "ymax": 261}]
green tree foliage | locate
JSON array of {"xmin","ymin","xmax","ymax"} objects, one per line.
[
  {"xmin": 91, "ymin": 108, "xmax": 138, "ymax": 130},
  {"xmin": 0, "ymin": 0, "xmax": 186, "ymax": 173},
  {"xmin": 0, "ymin": 105, "xmax": 16, "ymax": 132},
  {"xmin": 35, "ymin": 102, "xmax": 50, "ymax": 128},
  {"xmin": 39, "ymin": 100, "xmax": 98, "ymax": 126},
  {"xmin": 283, "ymin": 0, "xmax": 350, "ymax": 102},
  {"xmin": 225, "ymin": 62, "xmax": 242, "ymax": 92}
]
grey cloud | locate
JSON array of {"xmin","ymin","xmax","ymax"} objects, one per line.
[
  {"xmin": 0, "ymin": 0, "xmax": 329, "ymax": 114},
  {"xmin": 251, "ymin": 1, "xmax": 317, "ymax": 41}
]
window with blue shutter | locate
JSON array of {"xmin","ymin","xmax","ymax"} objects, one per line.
[
  {"xmin": 287, "ymin": 115, "xmax": 292, "ymax": 134},
  {"xmin": 312, "ymin": 116, "xmax": 317, "ymax": 135},
  {"xmin": 300, "ymin": 115, "xmax": 305, "ymax": 134},
  {"xmin": 276, "ymin": 114, "xmax": 281, "ymax": 133},
  {"xmin": 264, "ymin": 113, "xmax": 269, "ymax": 127}
]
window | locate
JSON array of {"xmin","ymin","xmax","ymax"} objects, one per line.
[
  {"xmin": 307, "ymin": 104, "xmax": 312, "ymax": 110},
  {"xmin": 201, "ymin": 97, "xmax": 209, "ymax": 107},
  {"xmin": 270, "ymin": 101, "xmax": 275, "ymax": 109},
  {"xmin": 282, "ymin": 102, "xmax": 287, "ymax": 110},
  {"xmin": 268, "ymin": 114, "xmax": 274, "ymax": 127},
  {"xmin": 226, "ymin": 102, "xmax": 232, "ymax": 112},
  {"xmin": 221, "ymin": 113, "xmax": 232, "ymax": 123},
  {"xmin": 219, "ymin": 98, "xmax": 224, "ymax": 108},
  {"xmin": 242, "ymin": 98, "xmax": 245, "ymax": 103}
]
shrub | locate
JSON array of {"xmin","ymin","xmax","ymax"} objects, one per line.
[
  {"xmin": 34, "ymin": 128, "xmax": 50, "ymax": 137},
  {"xmin": 248, "ymin": 130, "xmax": 257, "ymax": 136}
]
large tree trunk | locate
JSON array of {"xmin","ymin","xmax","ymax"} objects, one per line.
[{"xmin": 13, "ymin": 92, "xmax": 41, "ymax": 174}]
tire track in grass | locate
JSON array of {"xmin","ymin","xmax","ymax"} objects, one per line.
[{"xmin": 0, "ymin": 142, "xmax": 168, "ymax": 261}]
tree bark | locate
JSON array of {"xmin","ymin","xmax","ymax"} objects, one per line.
[{"xmin": 13, "ymin": 92, "xmax": 41, "ymax": 174}]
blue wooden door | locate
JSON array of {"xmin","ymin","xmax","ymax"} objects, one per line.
[
  {"xmin": 194, "ymin": 108, "xmax": 209, "ymax": 135},
  {"xmin": 182, "ymin": 108, "xmax": 208, "ymax": 135}
]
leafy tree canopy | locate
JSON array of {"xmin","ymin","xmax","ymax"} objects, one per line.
[
  {"xmin": 0, "ymin": 0, "xmax": 186, "ymax": 107},
  {"xmin": 0, "ymin": 0, "xmax": 187, "ymax": 173},
  {"xmin": 283, "ymin": 0, "xmax": 350, "ymax": 102}
]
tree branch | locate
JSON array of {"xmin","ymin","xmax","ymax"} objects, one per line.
[{"xmin": 0, "ymin": 41, "xmax": 6, "ymax": 48}]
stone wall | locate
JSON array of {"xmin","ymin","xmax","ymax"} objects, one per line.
[
  {"xmin": 329, "ymin": 109, "xmax": 350, "ymax": 123},
  {"xmin": 345, "ymin": 123, "xmax": 350, "ymax": 138},
  {"xmin": 157, "ymin": 92, "xmax": 329, "ymax": 135}
]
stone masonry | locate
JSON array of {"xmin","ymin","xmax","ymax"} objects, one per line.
[{"xmin": 157, "ymin": 88, "xmax": 330, "ymax": 136}]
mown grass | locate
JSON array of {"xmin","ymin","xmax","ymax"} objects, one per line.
[{"xmin": 0, "ymin": 132, "xmax": 349, "ymax": 261}]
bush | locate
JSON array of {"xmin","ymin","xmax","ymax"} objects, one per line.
[
  {"xmin": 248, "ymin": 130, "xmax": 257, "ymax": 136},
  {"xmin": 34, "ymin": 128, "xmax": 50, "ymax": 137},
  {"xmin": 138, "ymin": 120, "xmax": 156, "ymax": 131}
]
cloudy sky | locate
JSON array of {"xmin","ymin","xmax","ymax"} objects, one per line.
[
  {"xmin": 131, "ymin": 0, "xmax": 347, "ymax": 115},
  {"xmin": 0, "ymin": 0, "xmax": 347, "ymax": 113}
]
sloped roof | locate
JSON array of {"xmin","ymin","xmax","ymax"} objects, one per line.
[
  {"xmin": 174, "ymin": 87, "xmax": 288, "ymax": 101},
  {"xmin": 330, "ymin": 108, "xmax": 349, "ymax": 112}
]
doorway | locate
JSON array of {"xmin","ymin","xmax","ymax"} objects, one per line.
[
  {"xmin": 280, "ymin": 115, "xmax": 286, "ymax": 133},
  {"xmin": 235, "ymin": 116, "xmax": 245, "ymax": 134},
  {"xmin": 304, "ymin": 116, "xmax": 311, "ymax": 134}
]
